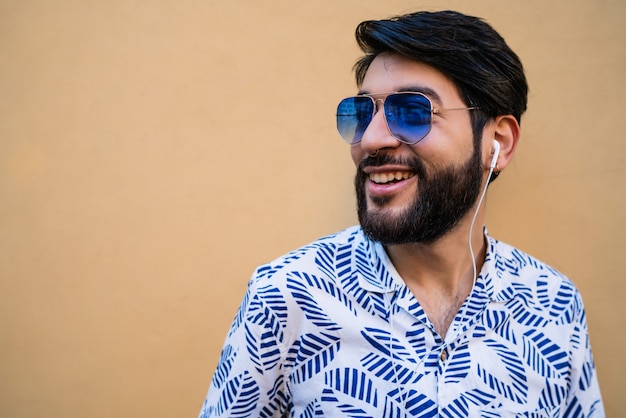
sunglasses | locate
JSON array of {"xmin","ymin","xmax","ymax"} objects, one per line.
[{"xmin": 336, "ymin": 92, "xmax": 477, "ymax": 145}]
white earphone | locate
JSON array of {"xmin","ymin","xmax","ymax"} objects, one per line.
[
  {"xmin": 490, "ymin": 140, "xmax": 500, "ymax": 169},
  {"xmin": 460, "ymin": 138, "xmax": 501, "ymax": 339}
]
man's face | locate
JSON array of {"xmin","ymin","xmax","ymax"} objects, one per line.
[{"xmin": 351, "ymin": 54, "xmax": 485, "ymax": 245}]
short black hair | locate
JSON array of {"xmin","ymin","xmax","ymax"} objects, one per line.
[{"xmin": 354, "ymin": 10, "xmax": 528, "ymax": 126}]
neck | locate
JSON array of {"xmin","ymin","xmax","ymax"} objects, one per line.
[
  {"xmin": 384, "ymin": 206, "xmax": 488, "ymax": 337},
  {"xmin": 386, "ymin": 225, "xmax": 486, "ymax": 289}
]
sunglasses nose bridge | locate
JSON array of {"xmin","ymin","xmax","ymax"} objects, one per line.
[
  {"xmin": 370, "ymin": 97, "xmax": 395, "ymax": 138},
  {"xmin": 359, "ymin": 97, "xmax": 402, "ymax": 153},
  {"xmin": 372, "ymin": 97, "xmax": 385, "ymax": 113}
]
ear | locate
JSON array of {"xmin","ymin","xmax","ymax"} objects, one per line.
[{"xmin": 485, "ymin": 115, "xmax": 520, "ymax": 172}]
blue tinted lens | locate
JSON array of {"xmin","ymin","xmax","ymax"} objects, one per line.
[
  {"xmin": 337, "ymin": 97, "xmax": 374, "ymax": 144},
  {"xmin": 385, "ymin": 93, "xmax": 432, "ymax": 144}
]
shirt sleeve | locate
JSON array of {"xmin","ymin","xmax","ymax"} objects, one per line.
[
  {"xmin": 564, "ymin": 292, "xmax": 604, "ymax": 416},
  {"xmin": 198, "ymin": 273, "xmax": 289, "ymax": 417}
]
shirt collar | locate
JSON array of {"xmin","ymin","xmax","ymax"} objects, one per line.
[
  {"xmin": 354, "ymin": 231, "xmax": 401, "ymax": 293},
  {"xmin": 356, "ymin": 227, "xmax": 515, "ymax": 302}
]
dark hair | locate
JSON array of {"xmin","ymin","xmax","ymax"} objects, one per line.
[{"xmin": 354, "ymin": 10, "xmax": 528, "ymax": 130}]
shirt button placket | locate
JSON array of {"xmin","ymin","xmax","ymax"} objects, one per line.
[
  {"xmin": 440, "ymin": 348, "xmax": 448, "ymax": 362},
  {"xmin": 437, "ymin": 346, "xmax": 450, "ymax": 413}
]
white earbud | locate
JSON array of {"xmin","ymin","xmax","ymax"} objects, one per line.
[{"xmin": 490, "ymin": 140, "xmax": 500, "ymax": 169}]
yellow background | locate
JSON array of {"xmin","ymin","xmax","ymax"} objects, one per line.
[{"xmin": 1, "ymin": 0, "xmax": 624, "ymax": 416}]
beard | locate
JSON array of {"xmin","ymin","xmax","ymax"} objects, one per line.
[{"xmin": 356, "ymin": 142, "xmax": 484, "ymax": 245}]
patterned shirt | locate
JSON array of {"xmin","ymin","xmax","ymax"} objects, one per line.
[{"xmin": 199, "ymin": 226, "xmax": 604, "ymax": 417}]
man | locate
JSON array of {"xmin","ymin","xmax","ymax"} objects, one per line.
[{"xmin": 199, "ymin": 10, "xmax": 603, "ymax": 417}]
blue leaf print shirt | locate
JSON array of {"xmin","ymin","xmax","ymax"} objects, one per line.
[{"xmin": 199, "ymin": 226, "xmax": 604, "ymax": 417}]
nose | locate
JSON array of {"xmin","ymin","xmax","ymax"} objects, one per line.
[{"xmin": 358, "ymin": 101, "xmax": 401, "ymax": 156}]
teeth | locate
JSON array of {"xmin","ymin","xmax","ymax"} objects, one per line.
[{"xmin": 369, "ymin": 171, "xmax": 414, "ymax": 184}]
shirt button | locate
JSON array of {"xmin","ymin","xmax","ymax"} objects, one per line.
[{"xmin": 440, "ymin": 348, "xmax": 448, "ymax": 361}]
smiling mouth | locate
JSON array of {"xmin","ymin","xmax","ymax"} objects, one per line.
[{"xmin": 369, "ymin": 171, "xmax": 415, "ymax": 184}]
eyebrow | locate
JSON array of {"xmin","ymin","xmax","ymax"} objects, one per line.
[{"xmin": 357, "ymin": 85, "xmax": 443, "ymax": 104}]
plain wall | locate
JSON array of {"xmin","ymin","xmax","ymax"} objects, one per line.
[{"xmin": 1, "ymin": 0, "xmax": 624, "ymax": 416}]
